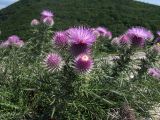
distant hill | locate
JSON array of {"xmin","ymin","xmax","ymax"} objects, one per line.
[{"xmin": 0, "ymin": 0, "xmax": 160, "ymax": 40}]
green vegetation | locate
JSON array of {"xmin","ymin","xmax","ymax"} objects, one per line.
[
  {"xmin": 0, "ymin": 0, "xmax": 160, "ymax": 40},
  {"xmin": 1, "ymin": 0, "xmax": 160, "ymax": 119}
]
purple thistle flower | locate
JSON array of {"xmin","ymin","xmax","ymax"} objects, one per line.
[
  {"xmin": 96, "ymin": 27, "xmax": 112, "ymax": 39},
  {"xmin": 70, "ymin": 43, "xmax": 91, "ymax": 56},
  {"xmin": 148, "ymin": 68, "xmax": 160, "ymax": 79},
  {"xmin": 67, "ymin": 26, "xmax": 96, "ymax": 56},
  {"xmin": 126, "ymin": 27, "xmax": 153, "ymax": 47},
  {"xmin": 0, "ymin": 41, "xmax": 10, "ymax": 48},
  {"xmin": 44, "ymin": 53, "xmax": 63, "ymax": 72},
  {"xmin": 31, "ymin": 19, "xmax": 40, "ymax": 26},
  {"xmin": 155, "ymin": 37, "xmax": 160, "ymax": 44},
  {"xmin": 96, "ymin": 27, "xmax": 107, "ymax": 36},
  {"xmin": 152, "ymin": 45, "xmax": 160, "ymax": 55},
  {"xmin": 74, "ymin": 54, "xmax": 93, "ymax": 73},
  {"xmin": 91, "ymin": 28, "xmax": 100, "ymax": 38},
  {"xmin": 7, "ymin": 35, "xmax": 24, "ymax": 47},
  {"xmin": 111, "ymin": 37, "xmax": 120, "ymax": 46},
  {"xmin": 67, "ymin": 26, "xmax": 96, "ymax": 46},
  {"xmin": 118, "ymin": 34, "xmax": 131, "ymax": 47},
  {"xmin": 14, "ymin": 40, "xmax": 24, "ymax": 47},
  {"xmin": 53, "ymin": 31, "xmax": 68, "ymax": 46},
  {"xmin": 157, "ymin": 31, "xmax": 160, "ymax": 36},
  {"xmin": 41, "ymin": 10, "xmax": 54, "ymax": 20},
  {"xmin": 43, "ymin": 17, "xmax": 54, "ymax": 26},
  {"xmin": 106, "ymin": 31, "xmax": 112, "ymax": 39},
  {"xmin": 8, "ymin": 35, "xmax": 20, "ymax": 42}
]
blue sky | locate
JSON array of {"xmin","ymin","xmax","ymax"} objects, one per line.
[
  {"xmin": 0, "ymin": 0, "xmax": 19, "ymax": 9},
  {"xmin": 0, "ymin": 0, "xmax": 160, "ymax": 10},
  {"xmin": 136, "ymin": 0, "xmax": 160, "ymax": 5}
]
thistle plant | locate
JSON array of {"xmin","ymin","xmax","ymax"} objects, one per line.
[{"xmin": 1, "ymin": 10, "xmax": 160, "ymax": 120}]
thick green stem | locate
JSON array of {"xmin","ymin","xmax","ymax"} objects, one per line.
[{"xmin": 111, "ymin": 48, "xmax": 132, "ymax": 78}]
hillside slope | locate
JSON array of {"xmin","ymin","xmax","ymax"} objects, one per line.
[{"xmin": 0, "ymin": 0, "xmax": 160, "ymax": 40}]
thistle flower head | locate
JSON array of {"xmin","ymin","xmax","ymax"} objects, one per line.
[
  {"xmin": 96, "ymin": 27, "xmax": 107, "ymax": 35},
  {"xmin": 155, "ymin": 37, "xmax": 160, "ymax": 45},
  {"xmin": 44, "ymin": 53, "xmax": 63, "ymax": 72},
  {"xmin": 157, "ymin": 31, "xmax": 160, "ymax": 36},
  {"xmin": 8, "ymin": 35, "xmax": 20, "ymax": 42},
  {"xmin": 91, "ymin": 28, "xmax": 100, "ymax": 38},
  {"xmin": 53, "ymin": 31, "xmax": 68, "ymax": 46},
  {"xmin": 152, "ymin": 45, "xmax": 160, "ymax": 55},
  {"xmin": 7, "ymin": 35, "xmax": 24, "ymax": 47},
  {"xmin": 67, "ymin": 27, "xmax": 96, "ymax": 56},
  {"xmin": 126, "ymin": 27, "xmax": 153, "ymax": 47},
  {"xmin": 111, "ymin": 37, "xmax": 120, "ymax": 46},
  {"xmin": 31, "ymin": 19, "xmax": 40, "ymax": 26},
  {"xmin": 13, "ymin": 40, "xmax": 24, "ymax": 47},
  {"xmin": 96, "ymin": 27, "xmax": 112, "ymax": 39},
  {"xmin": 118, "ymin": 34, "xmax": 131, "ymax": 47},
  {"xmin": 43, "ymin": 17, "xmax": 54, "ymax": 26},
  {"xmin": 106, "ymin": 31, "xmax": 112, "ymax": 39},
  {"xmin": 67, "ymin": 26, "xmax": 96, "ymax": 46},
  {"xmin": 70, "ymin": 43, "xmax": 91, "ymax": 56},
  {"xmin": 41, "ymin": 10, "xmax": 54, "ymax": 20},
  {"xmin": 148, "ymin": 68, "xmax": 160, "ymax": 79},
  {"xmin": 74, "ymin": 54, "xmax": 93, "ymax": 73},
  {"xmin": 0, "ymin": 41, "xmax": 10, "ymax": 48}
]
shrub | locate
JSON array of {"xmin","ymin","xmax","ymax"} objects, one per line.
[{"xmin": 0, "ymin": 10, "xmax": 160, "ymax": 120}]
